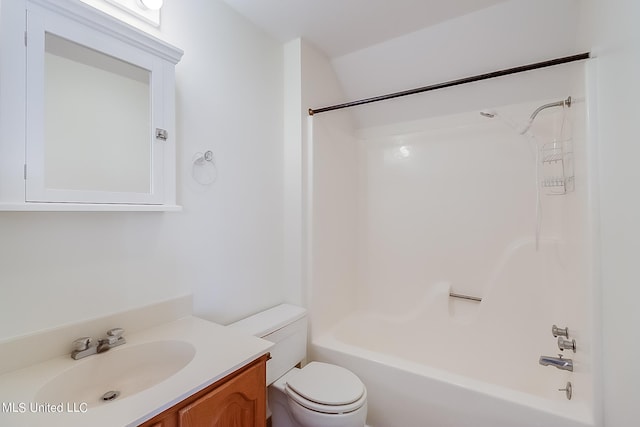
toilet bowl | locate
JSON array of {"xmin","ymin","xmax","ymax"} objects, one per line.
[
  {"xmin": 282, "ymin": 362, "xmax": 367, "ymax": 427},
  {"xmin": 227, "ymin": 304, "xmax": 368, "ymax": 427}
]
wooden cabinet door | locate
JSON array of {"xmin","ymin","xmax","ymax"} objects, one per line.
[
  {"xmin": 144, "ymin": 422, "xmax": 173, "ymax": 427},
  {"xmin": 178, "ymin": 361, "xmax": 266, "ymax": 427},
  {"xmin": 138, "ymin": 409, "xmax": 177, "ymax": 427}
]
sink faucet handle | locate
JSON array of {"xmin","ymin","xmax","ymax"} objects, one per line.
[
  {"xmin": 73, "ymin": 337, "xmax": 92, "ymax": 351},
  {"xmin": 104, "ymin": 328, "xmax": 125, "ymax": 345},
  {"xmin": 107, "ymin": 328, "xmax": 124, "ymax": 337}
]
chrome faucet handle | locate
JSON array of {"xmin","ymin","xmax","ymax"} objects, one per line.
[
  {"xmin": 104, "ymin": 328, "xmax": 126, "ymax": 346},
  {"xmin": 558, "ymin": 337, "xmax": 576, "ymax": 352},
  {"xmin": 107, "ymin": 328, "xmax": 124, "ymax": 338},
  {"xmin": 552, "ymin": 325, "xmax": 569, "ymax": 338},
  {"xmin": 73, "ymin": 337, "xmax": 92, "ymax": 351},
  {"xmin": 558, "ymin": 382, "xmax": 572, "ymax": 400}
]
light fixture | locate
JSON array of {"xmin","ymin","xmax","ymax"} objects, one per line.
[{"xmin": 136, "ymin": 0, "xmax": 163, "ymax": 11}]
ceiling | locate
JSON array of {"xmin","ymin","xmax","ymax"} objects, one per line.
[{"xmin": 221, "ymin": 0, "xmax": 509, "ymax": 58}]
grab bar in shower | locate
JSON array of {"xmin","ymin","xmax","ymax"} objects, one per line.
[{"xmin": 449, "ymin": 292, "xmax": 482, "ymax": 302}]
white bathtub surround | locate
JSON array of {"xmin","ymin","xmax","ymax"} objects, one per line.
[
  {"xmin": 310, "ymin": 239, "xmax": 595, "ymax": 427},
  {"xmin": 0, "ymin": 298, "xmax": 272, "ymax": 427},
  {"xmin": 312, "ymin": 236, "xmax": 593, "ymax": 426},
  {"xmin": 308, "ymin": 57, "xmax": 596, "ymax": 426}
]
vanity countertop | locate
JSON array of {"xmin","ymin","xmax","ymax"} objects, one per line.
[{"xmin": 0, "ymin": 316, "xmax": 273, "ymax": 426}]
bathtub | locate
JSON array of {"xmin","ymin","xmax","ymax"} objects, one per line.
[
  {"xmin": 311, "ymin": 318, "xmax": 594, "ymax": 427},
  {"xmin": 309, "ymin": 240, "xmax": 596, "ymax": 427}
]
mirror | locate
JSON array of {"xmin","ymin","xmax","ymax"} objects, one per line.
[{"xmin": 44, "ymin": 33, "xmax": 151, "ymax": 194}]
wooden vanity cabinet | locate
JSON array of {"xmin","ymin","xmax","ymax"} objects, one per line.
[{"xmin": 139, "ymin": 354, "xmax": 268, "ymax": 427}]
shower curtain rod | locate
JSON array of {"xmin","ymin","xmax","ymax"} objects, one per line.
[{"xmin": 308, "ymin": 52, "xmax": 590, "ymax": 116}]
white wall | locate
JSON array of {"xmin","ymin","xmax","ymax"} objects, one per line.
[
  {"xmin": 585, "ymin": 0, "xmax": 640, "ymax": 426},
  {"xmin": 331, "ymin": 0, "xmax": 587, "ymax": 128},
  {"xmin": 284, "ymin": 39, "xmax": 359, "ymax": 337},
  {"xmin": 0, "ymin": 0, "xmax": 285, "ymax": 340},
  {"xmin": 283, "ymin": 40, "xmax": 304, "ymax": 306}
]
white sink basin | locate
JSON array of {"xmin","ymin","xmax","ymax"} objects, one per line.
[
  {"xmin": 35, "ymin": 340, "xmax": 195, "ymax": 407},
  {"xmin": 0, "ymin": 315, "xmax": 273, "ymax": 427}
]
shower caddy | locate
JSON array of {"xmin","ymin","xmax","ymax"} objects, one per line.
[
  {"xmin": 524, "ymin": 96, "xmax": 575, "ymax": 196},
  {"xmin": 541, "ymin": 138, "xmax": 574, "ymax": 195}
]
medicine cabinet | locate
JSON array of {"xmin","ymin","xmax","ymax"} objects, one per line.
[{"xmin": 0, "ymin": 0, "xmax": 183, "ymax": 211}]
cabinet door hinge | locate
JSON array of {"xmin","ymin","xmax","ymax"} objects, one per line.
[
  {"xmin": 24, "ymin": 31, "xmax": 27, "ymax": 47},
  {"xmin": 24, "ymin": 164, "xmax": 27, "ymax": 179}
]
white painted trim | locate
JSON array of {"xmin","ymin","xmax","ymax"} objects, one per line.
[
  {"xmin": 25, "ymin": 6, "xmax": 165, "ymax": 204},
  {"xmin": 0, "ymin": 0, "xmax": 28, "ymax": 204},
  {"xmin": 584, "ymin": 57, "xmax": 604, "ymax": 427},
  {"xmin": 27, "ymin": 0, "xmax": 181, "ymax": 63},
  {"xmin": 0, "ymin": 0, "xmax": 182, "ymax": 210},
  {"xmin": 103, "ymin": 0, "xmax": 161, "ymax": 27},
  {"xmin": 0, "ymin": 203, "xmax": 182, "ymax": 211}
]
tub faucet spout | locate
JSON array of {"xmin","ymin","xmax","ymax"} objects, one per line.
[{"xmin": 539, "ymin": 354, "xmax": 573, "ymax": 372}]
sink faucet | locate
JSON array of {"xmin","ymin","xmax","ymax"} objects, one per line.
[
  {"xmin": 71, "ymin": 328, "xmax": 126, "ymax": 360},
  {"xmin": 539, "ymin": 354, "xmax": 573, "ymax": 372}
]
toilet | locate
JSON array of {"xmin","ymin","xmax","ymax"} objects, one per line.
[{"xmin": 228, "ymin": 304, "xmax": 368, "ymax": 427}]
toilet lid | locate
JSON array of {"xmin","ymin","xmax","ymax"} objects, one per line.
[
  {"xmin": 285, "ymin": 362, "xmax": 365, "ymax": 407},
  {"xmin": 286, "ymin": 383, "xmax": 367, "ymax": 415}
]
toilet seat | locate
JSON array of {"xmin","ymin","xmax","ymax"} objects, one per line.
[
  {"xmin": 286, "ymin": 385, "xmax": 367, "ymax": 414},
  {"xmin": 285, "ymin": 362, "xmax": 366, "ymax": 414}
]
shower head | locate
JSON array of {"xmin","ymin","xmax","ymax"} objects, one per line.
[
  {"xmin": 479, "ymin": 109, "xmax": 530, "ymax": 135},
  {"xmin": 480, "ymin": 97, "xmax": 572, "ymax": 135}
]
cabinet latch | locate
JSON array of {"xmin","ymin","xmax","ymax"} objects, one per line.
[{"xmin": 155, "ymin": 128, "xmax": 168, "ymax": 141}]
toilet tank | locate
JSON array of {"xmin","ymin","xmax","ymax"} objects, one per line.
[{"xmin": 227, "ymin": 304, "xmax": 307, "ymax": 385}]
